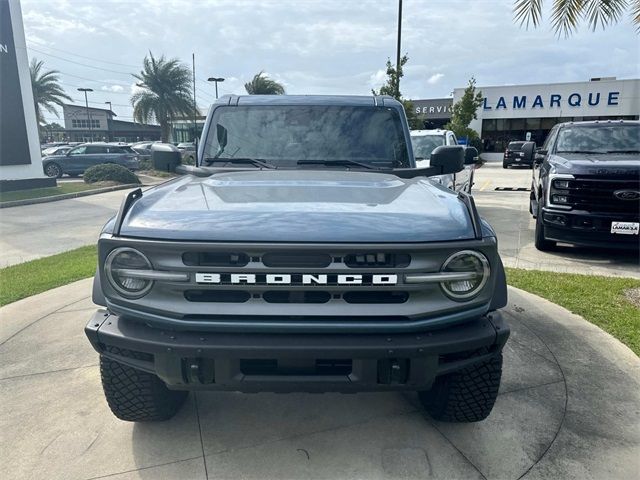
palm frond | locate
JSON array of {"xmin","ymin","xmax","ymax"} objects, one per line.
[
  {"xmin": 551, "ymin": 0, "xmax": 586, "ymax": 37},
  {"xmin": 514, "ymin": 0, "xmax": 544, "ymax": 28},
  {"xmin": 584, "ymin": 0, "xmax": 628, "ymax": 30},
  {"xmin": 630, "ymin": 0, "xmax": 640, "ymax": 30}
]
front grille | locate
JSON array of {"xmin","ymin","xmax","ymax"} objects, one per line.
[
  {"xmin": 554, "ymin": 176, "xmax": 640, "ymax": 214},
  {"xmin": 344, "ymin": 252, "xmax": 410, "ymax": 268},
  {"xmin": 102, "ymin": 238, "xmax": 497, "ymax": 327}
]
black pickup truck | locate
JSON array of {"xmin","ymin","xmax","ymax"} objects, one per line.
[
  {"xmin": 524, "ymin": 120, "xmax": 639, "ymax": 250},
  {"xmin": 85, "ymin": 95, "xmax": 509, "ymax": 424}
]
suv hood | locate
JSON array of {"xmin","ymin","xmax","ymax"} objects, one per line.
[
  {"xmin": 118, "ymin": 170, "xmax": 476, "ymax": 242},
  {"xmin": 549, "ymin": 153, "xmax": 640, "ymax": 176}
]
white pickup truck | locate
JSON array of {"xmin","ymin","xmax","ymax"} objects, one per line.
[{"xmin": 411, "ymin": 129, "xmax": 477, "ymax": 193}]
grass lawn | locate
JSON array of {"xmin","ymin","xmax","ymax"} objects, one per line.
[
  {"xmin": 0, "ymin": 183, "xmax": 99, "ymax": 203},
  {"xmin": 0, "ymin": 246, "xmax": 97, "ymax": 306},
  {"xmin": 506, "ymin": 268, "xmax": 640, "ymax": 356}
]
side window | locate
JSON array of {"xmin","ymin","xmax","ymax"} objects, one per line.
[
  {"xmin": 86, "ymin": 146, "xmax": 107, "ymax": 154},
  {"xmin": 107, "ymin": 146, "xmax": 124, "ymax": 154},
  {"xmin": 69, "ymin": 146, "xmax": 87, "ymax": 155},
  {"xmin": 449, "ymin": 133, "xmax": 458, "ymax": 145},
  {"xmin": 542, "ymin": 127, "xmax": 558, "ymax": 152}
]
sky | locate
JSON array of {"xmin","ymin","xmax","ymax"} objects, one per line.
[{"xmin": 21, "ymin": 0, "xmax": 640, "ymax": 124}]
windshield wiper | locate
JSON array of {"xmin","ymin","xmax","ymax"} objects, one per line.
[
  {"xmin": 297, "ymin": 159, "xmax": 386, "ymax": 170},
  {"xmin": 204, "ymin": 157, "xmax": 276, "ymax": 169},
  {"xmin": 605, "ymin": 150, "xmax": 640, "ymax": 154}
]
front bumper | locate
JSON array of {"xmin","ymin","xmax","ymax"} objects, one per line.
[
  {"xmin": 542, "ymin": 208, "xmax": 639, "ymax": 249},
  {"xmin": 85, "ymin": 310, "xmax": 509, "ymax": 393}
]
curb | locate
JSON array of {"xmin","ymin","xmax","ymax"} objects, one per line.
[{"xmin": 0, "ymin": 183, "xmax": 140, "ymax": 209}]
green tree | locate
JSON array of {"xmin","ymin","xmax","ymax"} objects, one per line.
[
  {"xmin": 29, "ymin": 58, "xmax": 72, "ymax": 129},
  {"xmin": 131, "ymin": 52, "xmax": 195, "ymax": 142},
  {"xmin": 445, "ymin": 77, "xmax": 484, "ymax": 147},
  {"xmin": 244, "ymin": 71, "xmax": 285, "ymax": 95},
  {"xmin": 371, "ymin": 55, "xmax": 422, "ymax": 130},
  {"xmin": 514, "ymin": 0, "xmax": 640, "ymax": 37}
]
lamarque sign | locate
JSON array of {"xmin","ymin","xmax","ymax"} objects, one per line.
[{"xmin": 482, "ymin": 91, "xmax": 620, "ymax": 111}]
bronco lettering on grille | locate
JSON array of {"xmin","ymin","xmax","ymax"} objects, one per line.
[{"xmin": 195, "ymin": 273, "xmax": 398, "ymax": 285}]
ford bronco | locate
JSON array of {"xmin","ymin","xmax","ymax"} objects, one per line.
[{"xmin": 85, "ymin": 95, "xmax": 509, "ymax": 423}]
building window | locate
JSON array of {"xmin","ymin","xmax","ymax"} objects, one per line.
[{"xmin": 71, "ymin": 118, "xmax": 100, "ymax": 128}]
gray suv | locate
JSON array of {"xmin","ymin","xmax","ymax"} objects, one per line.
[
  {"xmin": 86, "ymin": 95, "xmax": 509, "ymax": 424},
  {"xmin": 43, "ymin": 142, "xmax": 139, "ymax": 178}
]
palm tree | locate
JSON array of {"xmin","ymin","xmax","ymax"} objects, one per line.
[
  {"xmin": 29, "ymin": 58, "xmax": 72, "ymax": 129},
  {"xmin": 514, "ymin": 0, "xmax": 640, "ymax": 37},
  {"xmin": 244, "ymin": 71, "xmax": 286, "ymax": 95},
  {"xmin": 131, "ymin": 52, "xmax": 195, "ymax": 142}
]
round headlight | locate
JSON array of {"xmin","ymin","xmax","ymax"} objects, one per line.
[
  {"xmin": 105, "ymin": 247, "xmax": 153, "ymax": 298},
  {"xmin": 440, "ymin": 250, "xmax": 490, "ymax": 300}
]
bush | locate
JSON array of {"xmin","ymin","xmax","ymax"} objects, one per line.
[{"xmin": 84, "ymin": 164, "xmax": 140, "ymax": 185}]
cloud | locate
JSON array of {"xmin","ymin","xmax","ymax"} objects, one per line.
[
  {"xmin": 101, "ymin": 85, "xmax": 125, "ymax": 93},
  {"xmin": 369, "ymin": 69, "xmax": 387, "ymax": 88},
  {"xmin": 427, "ymin": 73, "xmax": 445, "ymax": 85}
]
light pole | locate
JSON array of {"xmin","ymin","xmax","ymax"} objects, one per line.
[
  {"xmin": 77, "ymin": 87, "xmax": 94, "ymax": 142},
  {"xmin": 207, "ymin": 77, "xmax": 225, "ymax": 99},
  {"xmin": 104, "ymin": 101, "xmax": 112, "ymax": 141}
]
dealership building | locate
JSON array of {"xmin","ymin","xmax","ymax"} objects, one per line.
[{"xmin": 413, "ymin": 77, "xmax": 640, "ymax": 153}]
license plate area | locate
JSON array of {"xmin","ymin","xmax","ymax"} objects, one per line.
[{"xmin": 611, "ymin": 221, "xmax": 639, "ymax": 235}]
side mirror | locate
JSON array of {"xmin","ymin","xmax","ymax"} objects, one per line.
[
  {"xmin": 151, "ymin": 143, "xmax": 181, "ymax": 172},
  {"xmin": 430, "ymin": 145, "xmax": 464, "ymax": 175},
  {"xmin": 464, "ymin": 146, "xmax": 479, "ymax": 165},
  {"xmin": 521, "ymin": 142, "xmax": 536, "ymax": 164}
]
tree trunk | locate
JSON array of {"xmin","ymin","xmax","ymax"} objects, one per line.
[{"xmin": 160, "ymin": 120, "xmax": 170, "ymax": 143}]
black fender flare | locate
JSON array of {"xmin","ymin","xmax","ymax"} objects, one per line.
[{"xmin": 92, "ymin": 269, "xmax": 107, "ymax": 306}]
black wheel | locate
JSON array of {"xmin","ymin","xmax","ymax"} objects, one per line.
[
  {"xmin": 502, "ymin": 161, "xmax": 509, "ymax": 169},
  {"xmin": 44, "ymin": 162, "xmax": 62, "ymax": 178},
  {"xmin": 534, "ymin": 202, "xmax": 556, "ymax": 251},
  {"xmin": 100, "ymin": 353, "xmax": 188, "ymax": 422},
  {"xmin": 418, "ymin": 351, "xmax": 503, "ymax": 423}
]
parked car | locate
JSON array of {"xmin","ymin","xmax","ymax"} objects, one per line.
[
  {"xmin": 42, "ymin": 142, "xmax": 140, "ymax": 178},
  {"xmin": 411, "ymin": 129, "xmax": 478, "ymax": 193},
  {"xmin": 526, "ymin": 120, "xmax": 639, "ymax": 250},
  {"xmin": 130, "ymin": 141, "xmax": 160, "ymax": 162},
  {"xmin": 42, "ymin": 146, "xmax": 71, "ymax": 157},
  {"xmin": 503, "ymin": 141, "xmax": 530, "ymax": 168},
  {"xmin": 177, "ymin": 142, "xmax": 197, "ymax": 164},
  {"xmin": 85, "ymin": 95, "xmax": 509, "ymax": 423}
]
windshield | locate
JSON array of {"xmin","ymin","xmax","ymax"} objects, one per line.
[
  {"xmin": 555, "ymin": 125, "xmax": 640, "ymax": 154},
  {"xmin": 202, "ymin": 105, "xmax": 410, "ymax": 168},
  {"xmin": 411, "ymin": 135, "xmax": 445, "ymax": 159}
]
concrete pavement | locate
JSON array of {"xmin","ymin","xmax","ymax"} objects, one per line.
[
  {"xmin": 0, "ymin": 280, "xmax": 638, "ymax": 479},
  {"xmin": 473, "ymin": 163, "xmax": 640, "ymax": 278},
  {"xmin": 0, "ymin": 188, "xmax": 134, "ymax": 267}
]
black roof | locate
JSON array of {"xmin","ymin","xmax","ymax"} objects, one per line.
[
  {"xmin": 214, "ymin": 94, "xmax": 401, "ymax": 107},
  {"xmin": 557, "ymin": 120, "xmax": 639, "ymax": 128}
]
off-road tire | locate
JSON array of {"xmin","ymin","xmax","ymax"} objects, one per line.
[
  {"xmin": 100, "ymin": 354, "xmax": 188, "ymax": 422},
  {"xmin": 534, "ymin": 202, "xmax": 556, "ymax": 251},
  {"xmin": 44, "ymin": 162, "xmax": 63, "ymax": 178},
  {"xmin": 418, "ymin": 351, "xmax": 503, "ymax": 422}
]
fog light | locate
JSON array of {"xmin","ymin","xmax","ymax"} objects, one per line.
[
  {"xmin": 105, "ymin": 247, "xmax": 153, "ymax": 298},
  {"xmin": 543, "ymin": 213, "xmax": 567, "ymax": 226},
  {"xmin": 440, "ymin": 251, "xmax": 490, "ymax": 300},
  {"xmin": 552, "ymin": 195, "xmax": 568, "ymax": 204}
]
